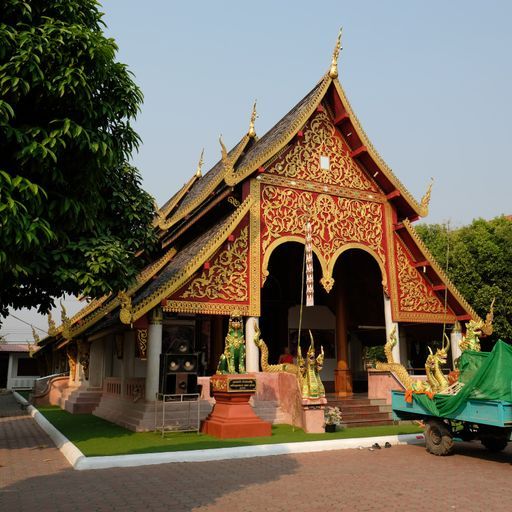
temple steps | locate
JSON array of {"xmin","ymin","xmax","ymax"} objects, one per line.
[
  {"xmin": 60, "ymin": 387, "xmax": 102, "ymax": 414},
  {"xmin": 326, "ymin": 395, "xmax": 394, "ymax": 428}
]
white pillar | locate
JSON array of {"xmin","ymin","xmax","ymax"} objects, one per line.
[
  {"xmin": 450, "ymin": 321, "xmax": 462, "ymax": 367},
  {"xmin": 383, "ymin": 292, "xmax": 401, "ymax": 363},
  {"xmin": 145, "ymin": 308, "xmax": 163, "ymax": 400},
  {"xmin": 245, "ymin": 317, "xmax": 260, "ymax": 372}
]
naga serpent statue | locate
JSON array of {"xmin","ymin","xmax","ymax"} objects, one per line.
[
  {"xmin": 253, "ymin": 322, "xmax": 300, "ymax": 376},
  {"xmin": 253, "ymin": 324, "xmax": 325, "ymax": 399},
  {"xmin": 216, "ymin": 310, "xmax": 246, "ymax": 374},
  {"xmin": 375, "ymin": 327, "xmax": 450, "ymax": 393},
  {"xmin": 459, "ymin": 299, "xmax": 495, "ymax": 353},
  {"xmin": 375, "ymin": 326, "xmax": 419, "ymax": 390},
  {"xmin": 424, "ymin": 335, "xmax": 450, "ymax": 393}
]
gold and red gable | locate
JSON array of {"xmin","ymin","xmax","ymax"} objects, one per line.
[{"xmin": 165, "ymin": 215, "xmax": 258, "ymax": 315}]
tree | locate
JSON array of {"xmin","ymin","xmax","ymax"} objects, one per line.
[
  {"xmin": 416, "ymin": 217, "xmax": 512, "ymax": 342},
  {"xmin": 0, "ymin": 0, "xmax": 156, "ymax": 317}
]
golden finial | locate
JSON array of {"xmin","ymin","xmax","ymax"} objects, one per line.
[
  {"xmin": 31, "ymin": 326, "xmax": 41, "ymax": 344},
  {"xmin": 219, "ymin": 134, "xmax": 229, "ymax": 166},
  {"xmin": 420, "ymin": 178, "xmax": 434, "ymax": 215},
  {"xmin": 118, "ymin": 291, "xmax": 133, "ymax": 325},
  {"xmin": 328, "ymin": 27, "xmax": 343, "ymax": 79},
  {"xmin": 195, "ymin": 148, "xmax": 204, "ymax": 177},
  {"xmin": 60, "ymin": 300, "xmax": 71, "ymax": 338},
  {"xmin": 248, "ymin": 100, "xmax": 258, "ymax": 138},
  {"xmin": 47, "ymin": 312, "xmax": 58, "ymax": 337},
  {"xmin": 482, "ymin": 297, "xmax": 496, "ymax": 336}
]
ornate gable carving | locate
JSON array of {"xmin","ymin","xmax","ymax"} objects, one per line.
[
  {"xmin": 260, "ymin": 184, "xmax": 386, "ymax": 291},
  {"xmin": 395, "ymin": 239, "xmax": 446, "ymax": 315},
  {"xmin": 266, "ymin": 110, "xmax": 378, "ymax": 192},
  {"xmin": 176, "ymin": 226, "xmax": 249, "ymax": 303}
]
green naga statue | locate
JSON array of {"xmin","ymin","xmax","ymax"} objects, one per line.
[{"xmin": 216, "ymin": 310, "xmax": 246, "ymax": 374}]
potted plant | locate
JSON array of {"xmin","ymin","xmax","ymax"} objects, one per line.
[
  {"xmin": 324, "ymin": 406, "xmax": 342, "ymax": 432},
  {"xmin": 363, "ymin": 345, "xmax": 386, "ymax": 370}
]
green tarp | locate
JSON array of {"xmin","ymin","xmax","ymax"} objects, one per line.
[{"xmin": 413, "ymin": 340, "xmax": 512, "ymax": 417}]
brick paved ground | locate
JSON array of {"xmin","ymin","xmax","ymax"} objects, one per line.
[{"xmin": 1, "ymin": 391, "xmax": 511, "ymax": 512}]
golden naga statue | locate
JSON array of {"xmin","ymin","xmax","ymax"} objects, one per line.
[
  {"xmin": 375, "ymin": 327, "xmax": 416, "ymax": 389},
  {"xmin": 459, "ymin": 299, "xmax": 495, "ymax": 352},
  {"xmin": 253, "ymin": 322, "xmax": 299, "ymax": 376},
  {"xmin": 424, "ymin": 335, "xmax": 450, "ymax": 393},
  {"xmin": 376, "ymin": 327, "xmax": 451, "ymax": 393},
  {"xmin": 297, "ymin": 331, "xmax": 325, "ymax": 400},
  {"xmin": 216, "ymin": 310, "xmax": 246, "ymax": 374}
]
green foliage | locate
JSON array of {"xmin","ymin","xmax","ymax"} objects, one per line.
[
  {"xmin": 416, "ymin": 217, "xmax": 512, "ymax": 341},
  {"xmin": 363, "ymin": 345, "xmax": 386, "ymax": 366},
  {"xmin": 0, "ymin": 0, "xmax": 156, "ymax": 316}
]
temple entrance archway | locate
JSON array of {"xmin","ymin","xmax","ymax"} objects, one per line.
[{"xmin": 260, "ymin": 242, "xmax": 386, "ymax": 393}]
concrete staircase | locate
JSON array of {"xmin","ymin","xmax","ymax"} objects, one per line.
[
  {"xmin": 60, "ymin": 386, "xmax": 103, "ymax": 414},
  {"xmin": 327, "ymin": 394, "xmax": 393, "ymax": 428}
]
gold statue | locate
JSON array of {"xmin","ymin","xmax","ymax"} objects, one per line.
[{"xmin": 297, "ymin": 331, "xmax": 325, "ymax": 399}]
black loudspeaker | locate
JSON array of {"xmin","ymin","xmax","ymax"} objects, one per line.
[
  {"xmin": 160, "ymin": 354, "xmax": 199, "ymax": 394},
  {"xmin": 163, "ymin": 373, "xmax": 198, "ymax": 395}
]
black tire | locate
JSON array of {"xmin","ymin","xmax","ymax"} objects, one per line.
[
  {"xmin": 480, "ymin": 426, "xmax": 510, "ymax": 452},
  {"xmin": 424, "ymin": 419, "xmax": 454, "ymax": 456}
]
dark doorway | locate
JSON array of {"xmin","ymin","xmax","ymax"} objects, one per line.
[
  {"xmin": 0, "ymin": 353, "xmax": 9, "ymax": 388},
  {"xmin": 332, "ymin": 249, "xmax": 385, "ymax": 392}
]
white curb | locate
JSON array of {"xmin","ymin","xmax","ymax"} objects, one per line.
[{"xmin": 11, "ymin": 392, "xmax": 424, "ymax": 471}]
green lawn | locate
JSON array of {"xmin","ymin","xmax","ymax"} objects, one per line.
[{"xmin": 37, "ymin": 405, "xmax": 422, "ymax": 457}]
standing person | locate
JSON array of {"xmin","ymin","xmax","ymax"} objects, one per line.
[{"xmin": 279, "ymin": 347, "xmax": 294, "ymax": 364}]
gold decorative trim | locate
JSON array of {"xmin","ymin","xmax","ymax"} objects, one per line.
[
  {"xmin": 258, "ymin": 173, "xmax": 384, "ymax": 203},
  {"xmin": 64, "ymin": 247, "xmax": 177, "ymax": 340},
  {"xmin": 260, "ymin": 185, "xmax": 386, "ymax": 291},
  {"xmin": 131, "ymin": 197, "xmax": 253, "ymax": 322},
  {"xmin": 179, "ymin": 226, "xmax": 249, "ymax": 302},
  {"xmin": 331, "ymin": 79, "xmax": 424, "ymax": 218},
  {"xmin": 249, "ymin": 178, "xmax": 261, "ymax": 316},
  {"xmin": 136, "ymin": 329, "xmax": 148, "ymax": 359},
  {"xmin": 235, "ymin": 75, "xmax": 332, "ymax": 181},
  {"xmin": 154, "ymin": 172, "xmax": 200, "ymax": 228},
  {"xmin": 395, "ymin": 240, "xmax": 447, "ymax": 314},
  {"xmin": 161, "ymin": 135, "xmax": 251, "ymax": 231},
  {"xmin": 265, "ymin": 109, "xmax": 378, "ymax": 192},
  {"xmin": 401, "ymin": 219, "xmax": 481, "ymax": 322},
  {"xmin": 163, "ymin": 301, "xmax": 251, "ymax": 316}
]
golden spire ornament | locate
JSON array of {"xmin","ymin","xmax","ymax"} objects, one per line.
[
  {"xmin": 60, "ymin": 300, "xmax": 72, "ymax": 338},
  {"xmin": 31, "ymin": 326, "xmax": 41, "ymax": 344},
  {"xmin": 195, "ymin": 148, "xmax": 204, "ymax": 177},
  {"xmin": 47, "ymin": 311, "xmax": 58, "ymax": 337},
  {"xmin": 219, "ymin": 134, "xmax": 229, "ymax": 166},
  {"xmin": 248, "ymin": 100, "xmax": 258, "ymax": 138},
  {"xmin": 420, "ymin": 178, "xmax": 434, "ymax": 216},
  {"xmin": 329, "ymin": 27, "xmax": 343, "ymax": 79}
]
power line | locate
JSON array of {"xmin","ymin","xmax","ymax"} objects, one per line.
[{"xmin": 6, "ymin": 313, "xmax": 49, "ymax": 336}]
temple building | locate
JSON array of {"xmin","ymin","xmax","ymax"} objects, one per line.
[{"xmin": 34, "ymin": 34, "xmax": 480, "ymax": 429}]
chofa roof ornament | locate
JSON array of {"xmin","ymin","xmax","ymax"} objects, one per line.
[{"xmin": 328, "ymin": 27, "xmax": 343, "ymax": 79}]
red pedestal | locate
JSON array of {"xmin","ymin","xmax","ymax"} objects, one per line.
[{"xmin": 201, "ymin": 375, "xmax": 272, "ymax": 439}]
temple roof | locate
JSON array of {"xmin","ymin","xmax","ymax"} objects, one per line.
[{"xmin": 38, "ymin": 45, "xmax": 477, "ymax": 344}]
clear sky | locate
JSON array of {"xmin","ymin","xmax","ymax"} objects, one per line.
[{"xmin": 2, "ymin": 0, "xmax": 511, "ymax": 341}]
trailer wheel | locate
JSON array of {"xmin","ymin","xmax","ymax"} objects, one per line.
[
  {"xmin": 425, "ymin": 419, "xmax": 454, "ymax": 456},
  {"xmin": 480, "ymin": 426, "xmax": 510, "ymax": 452}
]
